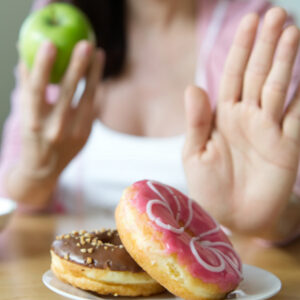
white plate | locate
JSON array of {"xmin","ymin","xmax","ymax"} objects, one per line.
[
  {"xmin": 43, "ymin": 264, "xmax": 281, "ymax": 300},
  {"xmin": 0, "ymin": 197, "xmax": 16, "ymax": 231}
]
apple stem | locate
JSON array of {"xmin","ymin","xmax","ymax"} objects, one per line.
[{"xmin": 48, "ymin": 8, "xmax": 59, "ymax": 26}]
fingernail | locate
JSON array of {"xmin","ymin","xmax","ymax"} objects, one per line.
[
  {"xmin": 94, "ymin": 50, "xmax": 102, "ymax": 64},
  {"xmin": 40, "ymin": 41, "xmax": 56, "ymax": 58},
  {"xmin": 97, "ymin": 49, "xmax": 105, "ymax": 61},
  {"xmin": 282, "ymin": 26, "xmax": 300, "ymax": 45},
  {"xmin": 241, "ymin": 13, "xmax": 258, "ymax": 30},
  {"xmin": 78, "ymin": 41, "xmax": 92, "ymax": 57}
]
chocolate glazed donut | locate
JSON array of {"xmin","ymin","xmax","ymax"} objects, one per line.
[{"xmin": 50, "ymin": 229, "xmax": 164, "ymax": 296}]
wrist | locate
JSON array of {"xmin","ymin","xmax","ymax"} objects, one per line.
[
  {"xmin": 254, "ymin": 193, "xmax": 300, "ymax": 245},
  {"xmin": 18, "ymin": 152, "xmax": 59, "ymax": 181},
  {"xmin": 4, "ymin": 163, "xmax": 58, "ymax": 209}
]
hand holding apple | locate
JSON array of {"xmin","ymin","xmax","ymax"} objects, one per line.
[
  {"xmin": 8, "ymin": 37, "xmax": 104, "ymax": 209},
  {"xmin": 18, "ymin": 2, "xmax": 96, "ymax": 83},
  {"xmin": 6, "ymin": 3, "xmax": 104, "ymax": 209}
]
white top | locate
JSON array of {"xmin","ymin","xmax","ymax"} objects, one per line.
[
  {"xmin": 58, "ymin": 122, "xmax": 186, "ymax": 214},
  {"xmin": 56, "ymin": 0, "xmax": 228, "ymax": 214}
]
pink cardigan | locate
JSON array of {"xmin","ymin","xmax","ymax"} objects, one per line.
[{"xmin": 1, "ymin": 0, "xmax": 300, "ymax": 208}]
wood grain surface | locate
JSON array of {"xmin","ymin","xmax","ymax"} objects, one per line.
[{"xmin": 0, "ymin": 213, "xmax": 299, "ymax": 300}]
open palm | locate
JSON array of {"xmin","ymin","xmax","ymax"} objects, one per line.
[{"xmin": 183, "ymin": 8, "xmax": 300, "ymax": 238}]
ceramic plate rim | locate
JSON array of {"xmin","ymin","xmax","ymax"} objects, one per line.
[
  {"xmin": 42, "ymin": 263, "xmax": 281, "ymax": 300},
  {"xmin": 0, "ymin": 197, "xmax": 17, "ymax": 216}
]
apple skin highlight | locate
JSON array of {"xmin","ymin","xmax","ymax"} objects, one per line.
[{"xmin": 19, "ymin": 3, "xmax": 96, "ymax": 83}]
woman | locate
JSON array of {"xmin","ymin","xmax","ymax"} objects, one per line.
[{"xmin": 0, "ymin": 0, "xmax": 300, "ymax": 244}]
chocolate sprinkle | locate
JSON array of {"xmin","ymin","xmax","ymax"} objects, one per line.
[{"xmin": 52, "ymin": 229, "xmax": 143, "ymax": 272}]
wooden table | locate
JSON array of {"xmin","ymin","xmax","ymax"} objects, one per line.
[{"xmin": 0, "ymin": 213, "xmax": 299, "ymax": 300}]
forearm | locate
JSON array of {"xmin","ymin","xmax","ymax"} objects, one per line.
[{"xmin": 4, "ymin": 164, "xmax": 58, "ymax": 211}]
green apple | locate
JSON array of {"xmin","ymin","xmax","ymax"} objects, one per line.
[{"xmin": 18, "ymin": 3, "xmax": 96, "ymax": 83}]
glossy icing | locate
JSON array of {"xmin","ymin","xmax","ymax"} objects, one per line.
[
  {"xmin": 52, "ymin": 229, "xmax": 143, "ymax": 272},
  {"xmin": 130, "ymin": 180, "xmax": 243, "ymax": 292}
]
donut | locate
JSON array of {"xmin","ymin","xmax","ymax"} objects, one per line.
[
  {"xmin": 50, "ymin": 229, "xmax": 165, "ymax": 296},
  {"xmin": 115, "ymin": 180, "xmax": 243, "ymax": 300}
]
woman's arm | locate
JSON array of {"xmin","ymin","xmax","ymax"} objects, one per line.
[
  {"xmin": 4, "ymin": 165, "xmax": 58, "ymax": 210},
  {"xmin": 0, "ymin": 41, "xmax": 103, "ymax": 211},
  {"xmin": 183, "ymin": 7, "xmax": 300, "ymax": 243},
  {"xmin": 0, "ymin": 69, "xmax": 57, "ymax": 210}
]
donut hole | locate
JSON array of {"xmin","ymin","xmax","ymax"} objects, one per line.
[
  {"xmin": 101, "ymin": 234, "xmax": 121, "ymax": 246},
  {"xmin": 179, "ymin": 221, "xmax": 196, "ymax": 238},
  {"xmin": 184, "ymin": 227, "xmax": 196, "ymax": 238}
]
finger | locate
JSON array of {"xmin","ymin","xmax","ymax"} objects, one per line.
[
  {"xmin": 219, "ymin": 13, "xmax": 259, "ymax": 104},
  {"xmin": 56, "ymin": 41, "xmax": 93, "ymax": 115},
  {"xmin": 29, "ymin": 41, "xmax": 57, "ymax": 110},
  {"xmin": 283, "ymin": 84, "xmax": 300, "ymax": 142},
  {"xmin": 73, "ymin": 50, "xmax": 105, "ymax": 134},
  {"xmin": 78, "ymin": 50, "xmax": 105, "ymax": 106},
  {"xmin": 262, "ymin": 26, "xmax": 300, "ymax": 121},
  {"xmin": 183, "ymin": 85, "xmax": 213, "ymax": 158},
  {"xmin": 242, "ymin": 7, "xmax": 287, "ymax": 104},
  {"xmin": 18, "ymin": 61, "xmax": 30, "ymax": 87}
]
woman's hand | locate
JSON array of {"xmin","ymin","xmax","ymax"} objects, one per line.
[
  {"xmin": 183, "ymin": 7, "xmax": 300, "ymax": 240},
  {"xmin": 7, "ymin": 41, "xmax": 104, "ymax": 208},
  {"xmin": 19, "ymin": 41, "xmax": 104, "ymax": 179}
]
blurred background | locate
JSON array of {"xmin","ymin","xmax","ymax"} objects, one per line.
[{"xmin": 0, "ymin": 0, "xmax": 300, "ymax": 143}]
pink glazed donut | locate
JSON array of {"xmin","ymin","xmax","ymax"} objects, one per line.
[{"xmin": 115, "ymin": 180, "xmax": 243, "ymax": 300}]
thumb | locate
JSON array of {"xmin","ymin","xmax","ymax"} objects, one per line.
[
  {"xmin": 183, "ymin": 85, "xmax": 213, "ymax": 156},
  {"xmin": 18, "ymin": 61, "xmax": 30, "ymax": 86}
]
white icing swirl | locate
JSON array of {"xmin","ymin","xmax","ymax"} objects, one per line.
[
  {"xmin": 146, "ymin": 181, "xmax": 193, "ymax": 234},
  {"xmin": 145, "ymin": 180, "xmax": 242, "ymax": 277}
]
